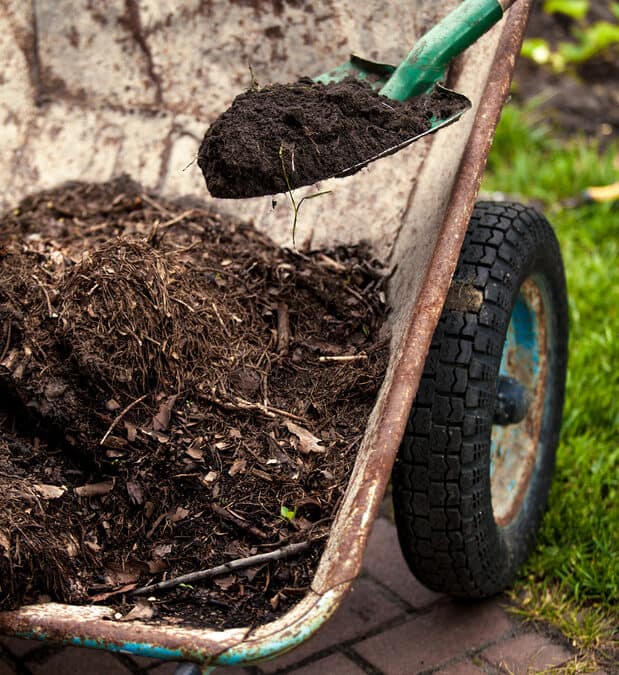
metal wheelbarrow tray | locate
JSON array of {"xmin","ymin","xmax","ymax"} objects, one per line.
[{"xmin": 0, "ymin": 0, "xmax": 540, "ymax": 670}]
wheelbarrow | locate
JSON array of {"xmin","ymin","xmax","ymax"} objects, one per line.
[{"xmin": 0, "ymin": 0, "xmax": 568, "ymax": 672}]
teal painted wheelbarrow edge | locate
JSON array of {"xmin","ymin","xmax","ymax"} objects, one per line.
[{"xmin": 0, "ymin": 0, "xmax": 531, "ymax": 671}]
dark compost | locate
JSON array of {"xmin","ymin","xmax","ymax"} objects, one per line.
[
  {"xmin": 0, "ymin": 177, "xmax": 389, "ymax": 628},
  {"xmin": 198, "ymin": 77, "xmax": 467, "ymax": 198}
]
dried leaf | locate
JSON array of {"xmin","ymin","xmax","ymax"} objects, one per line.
[
  {"xmin": 75, "ymin": 481, "xmax": 114, "ymax": 498},
  {"xmin": 33, "ymin": 483, "xmax": 67, "ymax": 499},
  {"xmin": 185, "ymin": 447, "xmax": 204, "ymax": 461},
  {"xmin": 169, "ymin": 506, "xmax": 189, "ymax": 523},
  {"xmin": 152, "ymin": 395, "xmax": 178, "ymax": 431},
  {"xmin": 152, "ymin": 543, "xmax": 172, "ymax": 558},
  {"xmin": 0, "ymin": 531, "xmax": 10, "ymax": 559},
  {"xmin": 85, "ymin": 540, "xmax": 101, "ymax": 553},
  {"xmin": 105, "ymin": 399, "xmax": 120, "ymax": 411},
  {"xmin": 126, "ymin": 480, "xmax": 144, "ymax": 505},
  {"xmin": 213, "ymin": 575, "xmax": 236, "ymax": 590},
  {"xmin": 124, "ymin": 421, "xmax": 137, "ymax": 442},
  {"xmin": 229, "ymin": 428, "xmax": 242, "ymax": 440},
  {"xmin": 90, "ymin": 583, "xmax": 137, "ymax": 603},
  {"xmin": 147, "ymin": 558, "xmax": 168, "ymax": 574},
  {"xmin": 119, "ymin": 600, "xmax": 155, "ymax": 622},
  {"xmin": 202, "ymin": 471, "xmax": 218, "ymax": 484},
  {"xmin": 228, "ymin": 458, "xmax": 247, "ymax": 476},
  {"xmin": 285, "ymin": 421, "xmax": 325, "ymax": 454},
  {"xmin": 139, "ymin": 427, "xmax": 169, "ymax": 443},
  {"xmin": 241, "ymin": 565, "xmax": 260, "ymax": 582},
  {"xmin": 104, "ymin": 567, "xmax": 141, "ymax": 585}
]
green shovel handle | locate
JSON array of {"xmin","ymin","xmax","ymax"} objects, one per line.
[{"xmin": 380, "ymin": 0, "xmax": 515, "ymax": 100}]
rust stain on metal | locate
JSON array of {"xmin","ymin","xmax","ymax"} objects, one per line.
[
  {"xmin": 311, "ymin": 0, "xmax": 535, "ymax": 594},
  {"xmin": 492, "ymin": 278, "xmax": 548, "ymax": 526}
]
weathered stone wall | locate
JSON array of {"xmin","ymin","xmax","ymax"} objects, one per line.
[{"xmin": 0, "ymin": 0, "xmax": 473, "ymax": 257}]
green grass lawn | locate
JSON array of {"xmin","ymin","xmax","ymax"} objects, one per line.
[{"xmin": 482, "ymin": 104, "xmax": 618, "ymax": 665}]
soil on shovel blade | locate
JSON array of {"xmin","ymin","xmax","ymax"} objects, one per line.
[
  {"xmin": 0, "ymin": 177, "xmax": 390, "ymax": 629},
  {"xmin": 199, "ymin": 77, "xmax": 467, "ymax": 198}
]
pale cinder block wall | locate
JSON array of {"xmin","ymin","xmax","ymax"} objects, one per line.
[{"xmin": 0, "ymin": 0, "xmax": 473, "ymax": 263}]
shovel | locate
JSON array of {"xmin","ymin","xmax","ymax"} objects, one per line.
[
  {"xmin": 201, "ymin": 0, "xmax": 516, "ymax": 197},
  {"xmin": 313, "ymin": 0, "xmax": 516, "ymax": 177}
]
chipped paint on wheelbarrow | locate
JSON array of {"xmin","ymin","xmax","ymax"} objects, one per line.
[
  {"xmin": 0, "ymin": 0, "xmax": 533, "ymax": 670},
  {"xmin": 491, "ymin": 277, "xmax": 549, "ymax": 526}
]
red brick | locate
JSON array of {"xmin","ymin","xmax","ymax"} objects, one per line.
[
  {"xmin": 147, "ymin": 663, "xmax": 179, "ymax": 675},
  {"xmin": 149, "ymin": 663, "xmax": 248, "ymax": 674},
  {"xmin": 435, "ymin": 659, "xmax": 485, "ymax": 673},
  {"xmin": 482, "ymin": 632, "xmax": 573, "ymax": 673},
  {"xmin": 29, "ymin": 646, "xmax": 133, "ymax": 675},
  {"xmin": 354, "ymin": 600, "xmax": 513, "ymax": 674},
  {"xmin": 260, "ymin": 577, "xmax": 403, "ymax": 672},
  {"xmin": 0, "ymin": 636, "xmax": 39, "ymax": 657},
  {"xmin": 363, "ymin": 518, "xmax": 442, "ymax": 608},
  {"xmin": 287, "ymin": 653, "xmax": 367, "ymax": 675}
]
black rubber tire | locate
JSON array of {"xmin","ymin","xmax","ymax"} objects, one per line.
[{"xmin": 392, "ymin": 202, "xmax": 568, "ymax": 597}]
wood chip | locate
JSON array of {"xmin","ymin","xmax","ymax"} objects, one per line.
[
  {"xmin": 126, "ymin": 480, "xmax": 144, "ymax": 505},
  {"xmin": 119, "ymin": 599, "xmax": 155, "ymax": 621},
  {"xmin": 152, "ymin": 394, "xmax": 178, "ymax": 431},
  {"xmin": 33, "ymin": 483, "xmax": 67, "ymax": 499},
  {"xmin": 185, "ymin": 446, "xmax": 204, "ymax": 461},
  {"xmin": 202, "ymin": 471, "xmax": 218, "ymax": 484},
  {"xmin": 169, "ymin": 506, "xmax": 189, "ymax": 522},
  {"xmin": 285, "ymin": 421, "xmax": 325, "ymax": 454},
  {"xmin": 228, "ymin": 458, "xmax": 247, "ymax": 476},
  {"xmin": 0, "ymin": 531, "xmax": 10, "ymax": 558},
  {"xmin": 74, "ymin": 481, "xmax": 114, "ymax": 498}
]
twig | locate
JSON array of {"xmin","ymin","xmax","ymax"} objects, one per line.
[
  {"xmin": 132, "ymin": 541, "xmax": 310, "ymax": 596},
  {"xmin": 278, "ymin": 145, "xmax": 331, "ymax": 247},
  {"xmin": 158, "ymin": 209, "xmax": 198, "ymax": 230},
  {"xmin": 182, "ymin": 157, "xmax": 197, "ymax": 172},
  {"xmin": 276, "ymin": 302, "xmax": 290, "ymax": 355},
  {"xmin": 32, "ymin": 275, "xmax": 53, "ymax": 318},
  {"xmin": 100, "ymin": 394, "xmax": 148, "ymax": 445},
  {"xmin": 0, "ymin": 321, "xmax": 11, "ymax": 362},
  {"xmin": 318, "ymin": 353, "xmax": 367, "ymax": 362},
  {"xmin": 232, "ymin": 396, "xmax": 306, "ymax": 422},
  {"xmin": 140, "ymin": 193, "xmax": 173, "ymax": 217},
  {"xmin": 74, "ymin": 481, "xmax": 115, "ymax": 498},
  {"xmin": 211, "ymin": 301, "xmax": 230, "ymax": 338},
  {"xmin": 205, "ymin": 393, "xmax": 306, "ymax": 422},
  {"xmin": 210, "ymin": 502, "xmax": 269, "ymax": 540}
]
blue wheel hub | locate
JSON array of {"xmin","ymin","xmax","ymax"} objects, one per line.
[{"xmin": 490, "ymin": 277, "xmax": 548, "ymax": 526}]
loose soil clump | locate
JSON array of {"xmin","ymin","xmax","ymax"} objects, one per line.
[
  {"xmin": 0, "ymin": 177, "xmax": 389, "ymax": 628},
  {"xmin": 199, "ymin": 77, "xmax": 467, "ymax": 198}
]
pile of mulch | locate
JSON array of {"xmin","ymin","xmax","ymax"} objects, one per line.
[
  {"xmin": 0, "ymin": 176, "xmax": 389, "ymax": 628},
  {"xmin": 199, "ymin": 77, "xmax": 467, "ymax": 198}
]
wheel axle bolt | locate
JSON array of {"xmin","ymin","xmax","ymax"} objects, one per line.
[{"xmin": 494, "ymin": 375, "xmax": 531, "ymax": 425}]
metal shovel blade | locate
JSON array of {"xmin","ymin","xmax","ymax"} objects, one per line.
[{"xmin": 312, "ymin": 55, "xmax": 471, "ymax": 178}]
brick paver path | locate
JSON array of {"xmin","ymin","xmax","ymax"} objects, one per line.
[{"xmin": 0, "ymin": 517, "xmax": 585, "ymax": 675}]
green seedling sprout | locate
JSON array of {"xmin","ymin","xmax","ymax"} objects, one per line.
[
  {"xmin": 248, "ymin": 64, "xmax": 260, "ymax": 91},
  {"xmin": 279, "ymin": 144, "xmax": 331, "ymax": 247},
  {"xmin": 280, "ymin": 505, "xmax": 297, "ymax": 521}
]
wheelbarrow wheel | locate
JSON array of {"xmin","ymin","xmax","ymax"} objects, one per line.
[{"xmin": 392, "ymin": 202, "xmax": 568, "ymax": 597}]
